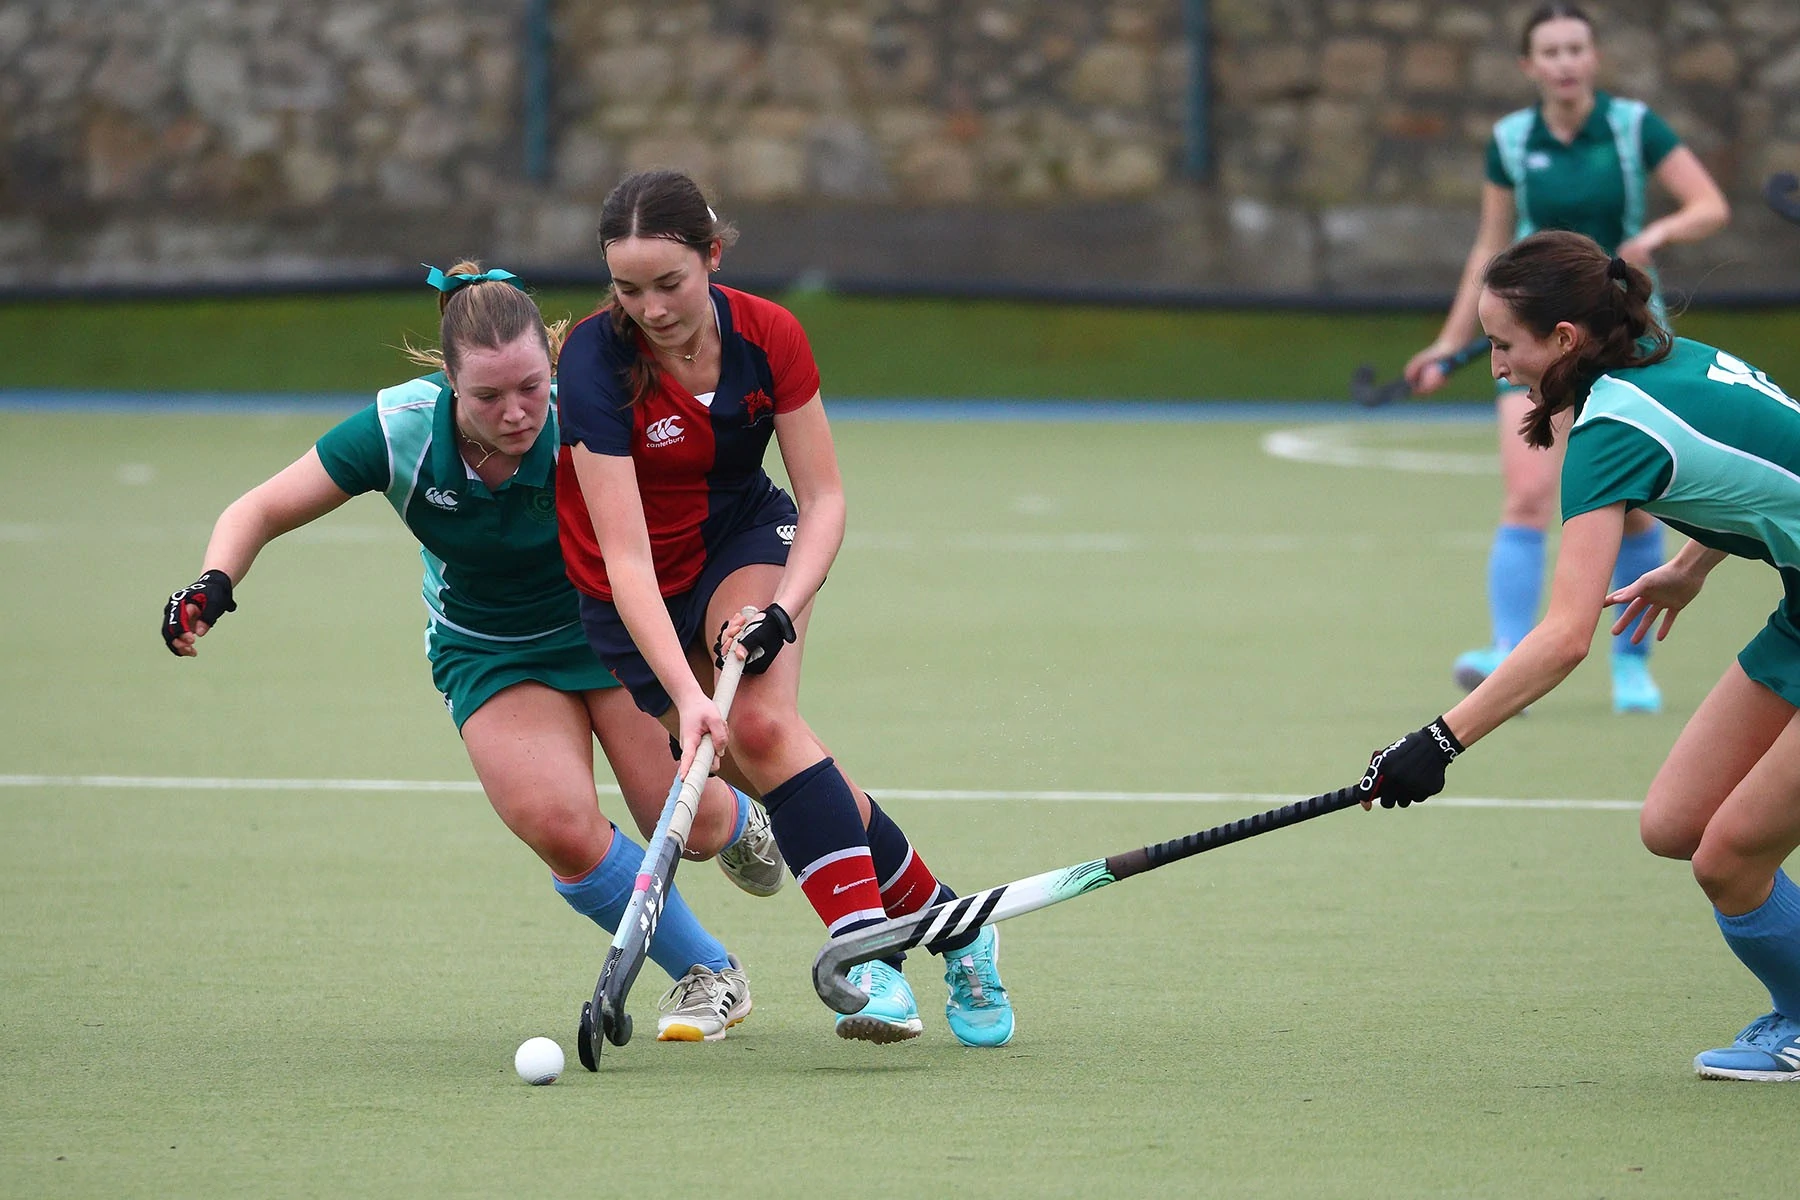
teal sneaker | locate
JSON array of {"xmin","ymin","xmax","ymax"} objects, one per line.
[
  {"xmin": 1612, "ymin": 654, "xmax": 1662, "ymax": 714},
  {"xmin": 1694, "ymin": 1011, "xmax": 1800, "ymax": 1081},
  {"xmin": 943, "ymin": 925, "xmax": 1014, "ymax": 1047},
  {"xmin": 1452, "ymin": 645, "xmax": 1507, "ymax": 692},
  {"xmin": 834, "ymin": 960, "xmax": 922, "ymax": 1044}
]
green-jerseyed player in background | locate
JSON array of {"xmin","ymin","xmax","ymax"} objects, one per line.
[
  {"xmin": 1404, "ymin": 3, "xmax": 1729, "ymax": 714},
  {"xmin": 1359, "ymin": 229, "xmax": 1800, "ymax": 1081},
  {"xmin": 162, "ymin": 263, "xmax": 784, "ymax": 1043}
]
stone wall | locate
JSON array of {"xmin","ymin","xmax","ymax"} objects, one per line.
[{"xmin": 3, "ymin": 0, "xmax": 1799, "ymax": 296}]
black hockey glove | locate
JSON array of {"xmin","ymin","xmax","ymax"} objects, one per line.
[
  {"xmin": 162, "ymin": 569, "xmax": 237, "ymax": 654},
  {"xmin": 1362, "ymin": 717, "xmax": 1463, "ymax": 808},
  {"xmin": 717, "ymin": 602, "xmax": 796, "ymax": 674}
]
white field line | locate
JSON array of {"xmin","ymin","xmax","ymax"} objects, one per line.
[
  {"xmin": 1262, "ymin": 424, "xmax": 1496, "ymax": 475},
  {"xmin": 0, "ymin": 773, "xmax": 1640, "ymax": 812}
]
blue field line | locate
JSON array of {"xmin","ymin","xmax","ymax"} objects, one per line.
[
  {"xmin": 0, "ymin": 388, "xmax": 1492, "ymax": 423},
  {"xmin": 0, "ymin": 389, "xmax": 368, "ymax": 413}
]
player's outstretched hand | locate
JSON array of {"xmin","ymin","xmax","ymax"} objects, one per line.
[
  {"xmin": 1606, "ymin": 559, "xmax": 1704, "ymax": 645},
  {"xmin": 726, "ymin": 602, "xmax": 796, "ymax": 675},
  {"xmin": 161, "ymin": 569, "xmax": 237, "ymax": 657},
  {"xmin": 1359, "ymin": 718, "xmax": 1462, "ymax": 811}
]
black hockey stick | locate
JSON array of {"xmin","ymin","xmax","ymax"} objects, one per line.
[
  {"xmin": 1765, "ymin": 172, "xmax": 1800, "ymax": 226},
  {"xmin": 1350, "ymin": 336, "xmax": 1491, "ymax": 408},
  {"xmin": 813, "ymin": 780, "xmax": 1374, "ymax": 1015}
]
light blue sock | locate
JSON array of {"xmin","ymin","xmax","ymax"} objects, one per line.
[
  {"xmin": 1610, "ymin": 525, "xmax": 1664, "ymax": 659},
  {"xmin": 727, "ymin": 788, "xmax": 751, "ymax": 846},
  {"xmin": 1488, "ymin": 524, "xmax": 1545, "ymax": 651},
  {"xmin": 553, "ymin": 825, "xmax": 731, "ymax": 980},
  {"xmin": 1715, "ymin": 870, "xmax": 1800, "ymax": 1019}
]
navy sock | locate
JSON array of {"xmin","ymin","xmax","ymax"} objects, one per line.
[
  {"xmin": 1487, "ymin": 524, "xmax": 1544, "ymax": 651},
  {"xmin": 552, "ymin": 825, "xmax": 730, "ymax": 980},
  {"xmin": 1610, "ymin": 525, "xmax": 1664, "ymax": 659},
  {"xmin": 1716, "ymin": 870, "xmax": 1800, "ymax": 1019},
  {"xmin": 765, "ymin": 757, "xmax": 889, "ymax": 937}
]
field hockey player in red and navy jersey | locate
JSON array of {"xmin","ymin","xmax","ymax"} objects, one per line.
[
  {"xmin": 162, "ymin": 261, "xmax": 782, "ymax": 1044},
  {"xmin": 555, "ymin": 168, "xmax": 1014, "ymax": 1047}
]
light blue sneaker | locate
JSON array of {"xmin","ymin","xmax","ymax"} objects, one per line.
[
  {"xmin": 834, "ymin": 960, "xmax": 922, "ymax": 1044},
  {"xmin": 1612, "ymin": 654, "xmax": 1662, "ymax": 714},
  {"xmin": 943, "ymin": 925, "xmax": 1014, "ymax": 1047},
  {"xmin": 1694, "ymin": 1011, "xmax": 1800, "ymax": 1081},
  {"xmin": 1452, "ymin": 645, "xmax": 1507, "ymax": 692}
]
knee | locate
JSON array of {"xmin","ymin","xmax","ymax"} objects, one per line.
[
  {"xmin": 1690, "ymin": 839, "xmax": 1741, "ymax": 908},
  {"xmin": 1639, "ymin": 802, "xmax": 1703, "ymax": 861},
  {"xmin": 512, "ymin": 800, "xmax": 609, "ymax": 877},
  {"xmin": 1500, "ymin": 485, "xmax": 1556, "ymax": 528},
  {"xmin": 725, "ymin": 701, "xmax": 789, "ymax": 768},
  {"xmin": 683, "ymin": 784, "xmax": 739, "ymax": 862},
  {"xmin": 1690, "ymin": 835, "xmax": 1773, "ymax": 913}
]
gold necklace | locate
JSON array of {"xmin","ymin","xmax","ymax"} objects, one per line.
[
  {"xmin": 460, "ymin": 430, "xmax": 500, "ymax": 470},
  {"xmin": 674, "ymin": 323, "xmax": 708, "ymax": 363}
]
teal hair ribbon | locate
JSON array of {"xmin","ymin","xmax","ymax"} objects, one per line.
[{"xmin": 422, "ymin": 264, "xmax": 524, "ymax": 294}]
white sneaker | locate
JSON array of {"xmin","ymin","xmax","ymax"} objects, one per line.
[
  {"xmin": 656, "ymin": 954, "xmax": 752, "ymax": 1042},
  {"xmin": 716, "ymin": 800, "xmax": 785, "ymax": 897}
]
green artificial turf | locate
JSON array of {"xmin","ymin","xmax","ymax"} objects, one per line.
[
  {"xmin": 2, "ymin": 291, "xmax": 1796, "ymax": 402},
  {"xmin": 2, "ymin": 411, "xmax": 1794, "ymax": 1196}
]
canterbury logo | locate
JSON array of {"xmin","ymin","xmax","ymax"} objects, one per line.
[
  {"xmin": 645, "ymin": 416, "xmax": 685, "ymax": 447},
  {"xmin": 777, "ymin": 524, "xmax": 796, "ymax": 545},
  {"xmin": 424, "ymin": 487, "xmax": 459, "ymax": 510}
]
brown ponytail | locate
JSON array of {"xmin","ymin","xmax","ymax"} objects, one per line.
[
  {"xmin": 1482, "ymin": 230, "xmax": 1672, "ymax": 448},
  {"xmin": 404, "ymin": 259, "xmax": 567, "ymax": 375}
]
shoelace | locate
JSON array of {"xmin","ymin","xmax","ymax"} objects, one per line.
[
  {"xmin": 721, "ymin": 812, "xmax": 776, "ymax": 867},
  {"xmin": 948, "ymin": 950, "xmax": 1001, "ymax": 1009},
  {"xmin": 658, "ymin": 968, "xmax": 721, "ymax": 1016},
  {"xmin": 1736, "ymin": 1012, "xmax": 1793, "ymax": 1048}
]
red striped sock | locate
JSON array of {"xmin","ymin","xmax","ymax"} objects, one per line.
[
  {"xmin": 795, "ymin": 848, "xmax": 888, "ymax": 936},
  {"xmin": 879, "ymin": 845, "xmax": 945, "ymax": 918}
]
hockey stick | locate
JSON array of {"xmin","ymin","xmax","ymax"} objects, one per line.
[
  {"xmin": 1764, "ymin": 172, "xmax": 1800, "ymax": 226},
  {"xmin": 813, "ymin": 781, "xmax": 1371, "ymax": 1014},
  {"xmin": 578, "ymin": 633, "xmax": 751, "ymax": 1070},
  {"xmin": 1350, "ymin": 336, "xmax": 1490, "ymax": 408}
]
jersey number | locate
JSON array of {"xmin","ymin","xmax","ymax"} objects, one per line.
[{"xmin": 1708, "ymin": 351, "xmax": 1799, "ymax": 411}]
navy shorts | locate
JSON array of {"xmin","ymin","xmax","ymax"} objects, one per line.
[{"xmin": 578, "ymin": 489, "xmax": 798, "ymax": 718}]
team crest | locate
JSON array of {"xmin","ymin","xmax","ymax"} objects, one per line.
[
  {"xmin": 525, "ymin": 490, "xmax": 556, "ymax": 522},
  {"xmin": 743, "ymin": 388, "xmax": 774, "ymax": 426}
]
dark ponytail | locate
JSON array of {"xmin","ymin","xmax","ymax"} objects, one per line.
[
  {"xmin": 595, "ymin": 169, "xmax": 738, "ymax": 407},
  {"xmin": 1482, "ymin": 230, "xmax": 1671, "ymax": 448}
]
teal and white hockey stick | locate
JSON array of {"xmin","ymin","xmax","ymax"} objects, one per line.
[{"xmin": 812, "ymin": 781, "xmax": 1371, "ymax": 1015}]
